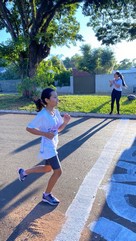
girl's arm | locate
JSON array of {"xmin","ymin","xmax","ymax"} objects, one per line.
[
  {"xmin": 58, "ymin": 114, "xmax": 71, "ymax": 132},
  {"xmin": 113, "ymin": 80, "xmax": 121, "ymax": 88},
  {"xmin": 109, "ymin": 79, "xmax": 121, "ymax": 88},
  {"xmin": 109, "ymin": 80, "xmax": 113, "ymax": 87},
  {"xmin": 26, "ymin": 127, "xmax": 54, "ymax": 139}
]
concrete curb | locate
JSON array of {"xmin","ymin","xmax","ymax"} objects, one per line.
[{"xmin": 0, "ymin": 109, "xmax": 136, "ymax": 119}]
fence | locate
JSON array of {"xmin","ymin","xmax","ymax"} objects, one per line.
[
  {"xmin": 1, "ymin": 71, "xmax": 136, "ymax": 95},
  {"xmin": 0, "ymin": 79, "xmax": 21, "ymax": 93},
  {"xmin": 95, "ymin": 72, "xmax": 136, "ymax": 95}
]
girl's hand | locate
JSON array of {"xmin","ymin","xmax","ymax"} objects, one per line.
[
  {"xmin": 112, "ymin": 80, "xmax": 115, "ymax": 84},
  {"xmin": 45, "ymin": 132, "xmax": 55, "ymax": 139},
  {"xmin": 109, "ymin": 80, "xmax": 113, "ymax": 87},
  {"xmin": 58, "ymin": 114, "xmax": 71, "ymax": 132},
  {"xmin": 63, "ymin": 113, "xmax": 71, "ymax": 124}
]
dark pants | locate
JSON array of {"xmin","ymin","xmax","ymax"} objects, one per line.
[{"xmin": 111, "ymin": 88, "xmax": 122, "ymax": 114}]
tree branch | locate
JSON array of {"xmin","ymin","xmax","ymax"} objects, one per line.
[
  {"xmin": 29, "ymin": 0, "xmax": 36, "ymax": 25},
  {"xmin": 30, "ymin": 0, "xmax": 81, "ymax": 38},
  {"xmin": 15, "ymin": 0, "xmax": 28, "ymax": 35},
  {"xmin": 0, "ymin": 0, "xmax": 17, "ymax": 39}
]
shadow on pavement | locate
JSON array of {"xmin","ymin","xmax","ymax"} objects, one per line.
[
  {"xmin": 0, "ymin": 117, "xmax": 115, "ymax": 221},
  {"xmin": 10, "ymin": 116, "xmax": 90, "ymax": 154},
  {"xmin": 11, "ymin": 137, "xmax": 41, "ymax": 154},
  {"xmin": 59, "ymin": 118, "xmax": 115, "ymax": 161},
  {"xmin": 6, "ymin": 202, "xmax": 57, "ymax": 241}
]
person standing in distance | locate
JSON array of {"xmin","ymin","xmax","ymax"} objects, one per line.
[
  {"xmin": 18, "ymin": 88, "xmax": 71, "ymax": 205},
  {"xmin": 109, "ymin": 71, "xmax": 127, "ymax": 115}
]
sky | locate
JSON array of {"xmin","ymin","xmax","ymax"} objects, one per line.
[
  {"xmin": 50, "ymin": 7, "xmax": 136, "ymax": 63},
  {"xmin": 0, "ymin": 7, "xmax": 136, "ymax": 63}
]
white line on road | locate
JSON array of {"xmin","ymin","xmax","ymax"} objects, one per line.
[{"xmin": 54, "ymin": 119, "xmax": 129, "ymax": 241}]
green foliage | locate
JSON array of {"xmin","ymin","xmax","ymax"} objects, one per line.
[
  {"xmin": 47, "ymin": 4, "xmax": 83, "ymax": 47},
  {"xmin": 114, "ymin": 58, "xmax": 136, "ymax": 70},
  {"xmin": 0, "ymin": 39, "xmax": 28, "ymax": 78},
  {"xmin": 0, "ymin": 64, "xmax": 21, "ymax": 80},
  {"xmin": 0, "ymin": 58, "xmax": 8, "ymax": 67},
  {"xmin": 34, "ymin": 57, "xmax": 71, "ymax": 88},
  {"xmin": 0, "ymin": 38, "xmax": 27, "ymax": 63},
  {"xmin": 83, "ymin": 0, "xmax": 136, "ymax": 44},
  {"xmin": 100, "ymin": 48, "xmax": 116, "ymax": 72},
  {"xmin": 117, "ymin": 59, "xmax": 134, "ymax": 70},
  {"xmin": 75, "ymin": 44, "xmax": 116, "ymax": 74},
  {"xmin": 71, "ymin": 54, "xmax": 83, "ymax": 69},
  {"xmin": 54, "ymin": 69, "xmax": 72, "ymax": 87},
  {"xmin": 34, "ymin": 60, "xmax": 55, "ymax": 88},
  {"xmin": 17, "ymin": 77, "xmax": 38, "ymax": 98},
  {"xmin": 63, "ymin": 57, "xmax": 73, "ymax": 69},
  {"xmin": 62, "ymin": 55, "xmax": 82, "ymax": 69},
  {"xmin": 51, "ymin": 56, "xmax": 66, "ymax": 71}
]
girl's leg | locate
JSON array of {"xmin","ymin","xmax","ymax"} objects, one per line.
[
  {"xmin": 110, "ymin": 89, "xmax": 116, "ymax": 113},
  {"xmin": 25, "ymin": 165, "xmax": 52, "ymax": 175},
  {"xmin": 116, "ymin": 91, "xmax": 121, "ymax": 114},
  {"xmin": 18, "ymin": 164, "xmax": 52, "ymax": 182},
  {"xmin": 45, "ymin": 168, "xmax": 62, "ymax": 193}
]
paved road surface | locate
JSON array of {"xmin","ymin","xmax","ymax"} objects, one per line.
[{"xmin": 0, "ymin": 113, "xmax": 136, "ymax": 241}]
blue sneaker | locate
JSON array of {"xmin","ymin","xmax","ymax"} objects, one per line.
[
  {"xmin": 42, "ymin": 193, "xmax": 60, "ymax": 205},
  {"xmin": 18, "ymin": 168, "xmax": 27, "ymax": 182}
]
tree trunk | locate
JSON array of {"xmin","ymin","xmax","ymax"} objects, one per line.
[
  {"xmin": 19, "ymin": 51, "xmax": 28, "ymax": 79},
  {"xmin": 21, "ymin": 40, "xmax": 50, "ymax": 97},
  {"xmin": 28, "ymin": 40, "xmax": 50, "ymax": 78}
]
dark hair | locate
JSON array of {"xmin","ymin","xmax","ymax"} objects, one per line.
[
  {"xmin": 34, "ymin": 88, "xmax": 55, "ymax": 112},
  {"xmin": 115, "ymin": 71, "xmax": 127, "ymax": 87}
]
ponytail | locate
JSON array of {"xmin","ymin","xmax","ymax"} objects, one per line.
[
  {"xmin": 33, "ymin": 99, "xmax": 44, "ymax": 112},
  {"xmin": 115, "ymin": 71, "xmax": 127, "ymax": 88}
]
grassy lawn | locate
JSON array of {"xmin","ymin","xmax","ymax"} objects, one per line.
[{"xmin": 0, "ymin": 93, "xmax": 135, "ymax": 115}]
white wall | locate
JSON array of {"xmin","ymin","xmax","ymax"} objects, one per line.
[{"xmin": 95, "ymin": 73, "xmax": 136, "ymax": 94}]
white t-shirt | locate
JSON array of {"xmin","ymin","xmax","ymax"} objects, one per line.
[
  {"xmin": 27, "ymin": 108, "xmax": 63, "ymax": 159},
  {"xmin": 113, "ymin": 78, "xmax": 122, "ymax": 91}
]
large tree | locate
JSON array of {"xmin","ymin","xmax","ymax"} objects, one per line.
[
  {"xmin": 0, "ymin": 1, "xmax": 83, "ymax": 79},
  {"xmin": 0, "ymin": 0, "xmax": 135, "ymax": 81}
]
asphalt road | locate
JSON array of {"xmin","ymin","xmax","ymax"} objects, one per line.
[{"xmin": 0, "ymin": 113, "xmax": 136, "ymax": 241}]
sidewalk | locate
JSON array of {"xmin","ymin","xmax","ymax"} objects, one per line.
[{"xmin": 0, "ymin": 109, "xmax": 136, "ymax": 119}]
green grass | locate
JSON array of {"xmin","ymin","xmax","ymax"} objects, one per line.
[{"xmin": 0, "ymin": 93, "xmax": 135, "ymax": 115}]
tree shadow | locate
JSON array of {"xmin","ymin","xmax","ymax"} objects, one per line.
[
  {"xmin": 122, "ymin": 98, "xmax": 136, "ymax": 105},
  {"xmin": 0, "ymin": 162, "xmax": 46, "ymax": 219},
  {"xmin": 0, "ymin": 113, "xmax": 9, "ymax": 116},
  {"xmin": 59, "ymin": 118, "xmax": 115, "ymax": 161},
  {"xmin": 10, "ymin": 117, "xmax": 89, "ymax": 154},
  {"xmin": 89, "ymin": 100, "xmax": 111, "ymax": 113},
  {"xmin": 6, "ymin": 202, "xmax": 57, "ymax": 241}
]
